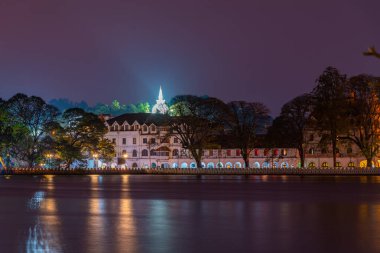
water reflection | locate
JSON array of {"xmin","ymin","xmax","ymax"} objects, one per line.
[
  {"xmin": 2, "ymin": 175, "xmax": 380, "ymax": 253},
  {"xmin": 116, "ymin": 175, "xmax": 137, "ymax": 252},
  {"xmin": 27, "ymin": 191, "xmax": 45, "ymax": 210}
]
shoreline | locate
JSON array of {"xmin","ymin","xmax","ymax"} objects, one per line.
[{"xmin": 1, "ymin": 167, "xmax": 380, "ymax": 176}]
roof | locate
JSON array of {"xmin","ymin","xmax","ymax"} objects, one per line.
[{"xmin": 106, "ymin": 113, "xmax": 170, "ymax": 126}]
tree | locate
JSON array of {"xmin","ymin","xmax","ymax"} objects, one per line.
[
  {"xmin": 5, "ymin": 94, "xmax": 59, "ymax": 167},
  {"xmin": 168, "ymin": 95, "xmax": 225, "ymax": 168},
  {"xmin": 312, "ymin": 67, "xmax": 348, "ymax": 167},
  {"xmin": 223, "ymin": 101, "xmax": 270, "ymax": 168},
  {"xmin": 137, "ymin": 102, "xmax": 151, "ymax": 113},
  {"xmin": 52, "ymin": 108, "xmax": 114, "ymax": 168},
  {"xmin": 343, "ymin": 75, "xmax": 380, "ymax": 167},
  {"xmin": 266, "ymin": 94, "xmax": 313, "ymax": 168},
  {"xmin": 363, "ymin": 46, "xmax": 380, "ymax": 59}
]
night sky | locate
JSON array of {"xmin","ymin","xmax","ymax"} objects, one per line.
[{"xmin": 0, "ymin": 0, "xmax": 379, "ymax": 116}]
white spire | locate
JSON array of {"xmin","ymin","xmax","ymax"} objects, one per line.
[
  {"xmin": 158, "ymin": 85, "xmax": 164, "ymax": 102},
  {"xmin": 152, "ymin": 85, "xmax": 169, "ymax": 114}
]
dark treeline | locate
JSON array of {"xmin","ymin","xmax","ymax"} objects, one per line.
[
  {"xmin": 49, "ymin": 98, "xmax": 150, "ymax": 115},
  {"xmin": 0, "ymin": 94, "xmax": 115, "ymax": 169},
  {"xmin": 1, "ymin": 66, "xmax": 379, "ymax": 169},
  {"xmin": 266, "ymin": 67, "xmax": 380, "ymax": 168},
  {"xmin": 165, "ymin": 66, "xmax": 380, "ymax": 168}
]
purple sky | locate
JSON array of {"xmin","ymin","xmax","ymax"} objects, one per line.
[{"xmin": 0, "ymin": 0, "xmax": 379, "ymax": 115}]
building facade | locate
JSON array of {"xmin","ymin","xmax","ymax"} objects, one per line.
[
  {"xmin": 303, "ymin": 130, "xmax": 378, "ymax": 168},
  {"xmin": 102, "ymin": 88, "xmax": 300, "ymax": 169}
]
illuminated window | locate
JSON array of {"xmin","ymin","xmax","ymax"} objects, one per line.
[
  {"xmin": 335, "ymin": 162, "xmax": 342, "ymax": 167},
  {"xmin": 308, "ymin": 162, "xmax": 316, "ymax": 168},
  {"xmin": 322, "ymin": 162, "xmax": 329, "ymax": 168},
  {"xmin": 348, "ymin": 162, "xmax": 355, "ymax": 167},
  {"xmin": 281, "ymin": 149, "xmax": 287, "ymax": 156}
]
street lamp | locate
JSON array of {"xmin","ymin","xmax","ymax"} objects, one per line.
[
  {"xmin": 46, "ymin": 153, "xmax": 53, "ymax": 168},
  {"xmin": 123, "ymin": 153, "xmax": 128, "ymax": 169},
  {"xmin": 93, "ymin": 153, "xmax": 99, "ymax": 169}
]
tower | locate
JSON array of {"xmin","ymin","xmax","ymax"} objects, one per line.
[{"xmin": 152, "ymin": 86, "xmax": 169, "ymax": 114}]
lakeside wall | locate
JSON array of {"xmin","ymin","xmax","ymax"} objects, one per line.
[{"xmin": 2, "ymin": 167, "xmax": 380, "ymax": 176}]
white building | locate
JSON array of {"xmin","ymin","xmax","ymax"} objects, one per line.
[{"xmin": 103, "ymin": 88, "xmax": 299, "ymax": 168}]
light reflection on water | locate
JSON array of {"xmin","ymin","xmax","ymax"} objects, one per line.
[
  {"xmin": 1, "ymin": 175, "xmax": 380, "ymax": 252},
  {"xmin": 27, "ymin": 191, "xmax": 45, "ymax": 210}
]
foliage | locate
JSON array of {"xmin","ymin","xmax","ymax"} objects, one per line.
[
  {"xmin": 52, "ymin": 108, "xmax": 115, "ymax": 168},
  {"xmin": 266, "ymin": 94, "xmax": 313, "ymax": 167},
  {"xmin": 49, "ymin": 98, "xmax": 151, "ymax": 115},
  {"xmin": 168, "ymin": 95, "xmax": 225, "ymax": 167},
  {"xmin": 311, "ymin": 67, "xmax": 348, "ymax": 167},
  {"xmin": 5, "ymin": 94, "xmax": 59, "ymax": 167},
  {"xmin": 342, "ymin": 75, "xmax": 380, "ymax": 167},
  {"xmin": 223, "ymin": 101, "xmax": 270, "ymax": 168},
  {"xmin": 363, "ymin": 46, "xmax": 380, "ymax": 59}
]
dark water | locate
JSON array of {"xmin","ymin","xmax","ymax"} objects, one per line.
[{"xmin": 1, "ymin": 175, "xmax": 380, "ymax": 253}]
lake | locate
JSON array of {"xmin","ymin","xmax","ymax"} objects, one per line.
[{"xmin": 0, "ymin": 175, "xmax": 380, "ymax": 253}]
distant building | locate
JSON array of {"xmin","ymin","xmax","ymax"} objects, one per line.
[{"xmin": 151, "ymin": 86, "xmax": 169, "ymax": 114}]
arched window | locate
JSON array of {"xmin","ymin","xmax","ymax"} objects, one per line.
[
  {"xmin": 348, "ymin": 161, "xmax": 355, "ymax": 167},
  {"xmin": 308, "ymin": 162, "xmax": 316, "ymax": 168},
  {"xmin": 142, "ymin": 149, "xmax": 148, "ymax": 156},
  {"xmin": 335, "ymin": 162, "xmax": 342, "ymax": 167},
  {"xmin": 172, "ymin": 149, "xmax": 179, "ymax": 157},
  {"xmin": 151, "ymin": 125, "xmax": 156, "ymax": 132},
  {"xmin": 143, "ymin": 125, "xmax": 148, "ymax": 132},
  {"xmin": 132, "ymin": 150, "xmax": 138, "ymax": 157},
  {"xmin": 132, "ymin": 162, "xmax": 138, "ymax": 168},
  {"xmin": 150, "ymin": 149, "xmax": 155, "ymax": 156},
  {"xmin": 322, "ymin": 162, "xmax": 329, "ymax": 168}
]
